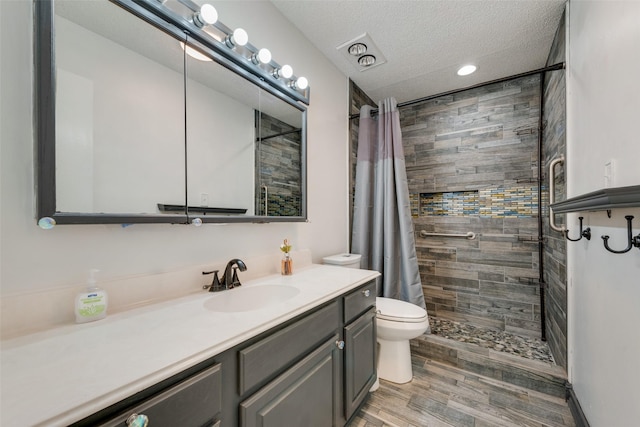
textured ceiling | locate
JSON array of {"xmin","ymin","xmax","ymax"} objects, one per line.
[{"xmin": 271, "ymin": 0, "xmax": 566, "ymax": 104}]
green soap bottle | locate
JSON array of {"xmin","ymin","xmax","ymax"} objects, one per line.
[{"xmin": 74, "ymin": 269, "xmax": 108, "ymax": 323}]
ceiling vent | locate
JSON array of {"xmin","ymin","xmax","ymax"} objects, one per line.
[{"xmin": 336, "ymin": 33, "xmax": 386, "ymax": 72}]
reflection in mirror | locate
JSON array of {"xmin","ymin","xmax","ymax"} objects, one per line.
[
  {"xmin": 184, "ymin": 43, "xmax": 305, "ymax": 218},
  {"xmin": 54, "ymin": 0, "xmax": 185, "ymax": 214},
  {"xmin": 256, "ymin": 91, "xmax": 303, "ymax": 217},
  {"xmin": 185, "ymin": 39, "xmax": 256, "ymax": 216}
]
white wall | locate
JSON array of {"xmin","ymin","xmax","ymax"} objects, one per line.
[
  {"xmin": 0, "ymin": 1, "xmax": 349, "ymax": 335},
  {"xmin": 566, "ymin": 1, "xmax": 640, "ymax": 425}
]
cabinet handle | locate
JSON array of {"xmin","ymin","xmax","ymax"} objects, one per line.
[
  {"xmin": 335, "ymin": 340, "xmax": 345, "ymax": 350},
  {"xmin": 126, "ymin": 414, "xmax": 149, "ymax": 427},
  {"xmin": 362, "ymin": 289, "xmax": 371, "ymax": 297}
]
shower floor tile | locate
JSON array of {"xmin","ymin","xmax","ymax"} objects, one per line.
[{"xmin": 429, "ymin": 317, "xmax": 555, "ymax": 364}]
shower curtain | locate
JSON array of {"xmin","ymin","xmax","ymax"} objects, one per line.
[{"xmin": 351, "ymin": 98, "xmax": 426, "ymax": 309}]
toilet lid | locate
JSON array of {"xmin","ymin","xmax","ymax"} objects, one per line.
[{"xmin": 376, "ymin": 297, "xmax": 428, "ymax": 323}]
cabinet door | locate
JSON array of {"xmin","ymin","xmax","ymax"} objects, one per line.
[
  {"xmin": 344, "ymin": 308, "xmax": 376, "ymax": 420},
  {"xmin": 240, "ymin": 334, "xmax": 342, "ymax": 427}
]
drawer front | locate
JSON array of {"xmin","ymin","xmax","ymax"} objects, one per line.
[
  {"xmin": 100, "ymin": 363, "xmax": 221, "ymax": 427},
  {"xmin": 239, "ymin": 300, "xmax": 340, "ymax": 395},
  {"xmin": 344, "ymin": 280, "xmax": 376, "ymax": 324}
]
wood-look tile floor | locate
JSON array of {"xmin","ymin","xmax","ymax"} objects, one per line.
[{"xmin": 349, "ymin": 353, "xmax": 575, "ymax": 427}]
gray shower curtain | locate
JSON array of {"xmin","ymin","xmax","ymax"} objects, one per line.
[{"xmin": 351, "ymin": 98, "xmax": 426, "ymax": 309}]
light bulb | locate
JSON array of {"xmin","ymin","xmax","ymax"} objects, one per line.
[
  {"xmin": 257, "ymin": 48, "xmax": 271, "ymax": 64},
  {"xmin": 358, "ymin": 55, "xmax": 376, "ymax": 67},
  {"xmin": 274, "ymin": 64, "xmax": 293, "ymax": 80},
  {"xmin": 226, "ymin": 28, "xmax": 248, "ymax": 49},
  {"xmin": 280, "ymin": 64, "xmax": 293, "ymax": 79},
  {"xmin": 457, "ymin": 64, "xmax": 477, "ymax": 76},
  {"xmin": 233, "ymin": 28, "xmax": 248, "ymax": 46},
  {"xmin": 295, "ymin": 76, "xmax": 308, "ymax": 90},
  {"xmin": 193, "ymin": 4, "xmax": 217, "ymax": 28}
]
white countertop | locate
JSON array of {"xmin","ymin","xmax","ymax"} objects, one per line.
[{"xmin": 0, "ymin": 265, "xmax": 379, "ymax": 427}]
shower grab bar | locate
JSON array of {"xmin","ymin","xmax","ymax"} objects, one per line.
[
  {"xmin": 420, "ymin": 230, "xmax": 476, "ymax": 240},
  {"xmin": 261, "ymin": 185, "xmax": 268, "ymax": 216},
  {"xmin": 548, "ymin": 155, "xmax": 566, "ymax": 233}
]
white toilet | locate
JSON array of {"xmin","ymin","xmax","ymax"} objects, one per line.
[
  {"xmin": 375, "ymin": 296, "xmax": 429, "ymax": 383},
  {"xmin": 322, "ymin": 253, "xmax": 430, "ymax": 385}
]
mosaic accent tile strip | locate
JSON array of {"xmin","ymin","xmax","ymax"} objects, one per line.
[
  {"xmin": 409, "ymin": 193, "xmax": 420, "ymax": 217},
  {"xmin": 420, "ymin": 185, "xmax": 539, "ymax": 218},
  {"xmin": 421, "ymin": 191, "xmax": 479, "ymax": 216},
  {"xmin": 267, "ymin": 194, "xmax": 301, "ymax": 216}
]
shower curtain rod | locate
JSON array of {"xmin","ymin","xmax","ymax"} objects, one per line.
[
  {"xmin": 256, "ymin": 128, "xmax": 302, "ymax": 142},
  {"xmin": 348, "ymin": 62, "xmax": 565, "ymax": 120}
]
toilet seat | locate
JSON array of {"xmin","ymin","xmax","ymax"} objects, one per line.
[{"xmin": 376, "ymin": 297, "xmax": 428, "ymax": 323}]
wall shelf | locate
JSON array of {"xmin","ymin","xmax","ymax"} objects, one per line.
[
  {"xmin": 157, "ymin": 204, "xmax": 247, "ymax": 215},
  {"xmin": 550, "ymin": 185, "xmax": 640, "ymax": 213}
]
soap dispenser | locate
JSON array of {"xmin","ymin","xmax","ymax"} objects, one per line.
[{"xmin": 75, "ymin": 269, "xmax": 108, "ymax": 323}]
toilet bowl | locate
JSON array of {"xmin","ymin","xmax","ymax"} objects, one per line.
[
  {"xmin": 322, "ymin": 253, "xmax": 430, "ymax": 385},
  {"xmin": 375, "ymin": 296, "xmax": 429, "ymax": 384}
]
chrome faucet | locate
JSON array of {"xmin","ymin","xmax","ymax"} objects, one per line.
[{"xmin": 221, "ymin": 258, "xmax": 247, "ymax": 289}]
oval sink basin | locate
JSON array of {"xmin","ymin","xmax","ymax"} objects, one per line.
[{"xmin": 203, "ymin": 285, "xmax": 300, "ymax": 312}]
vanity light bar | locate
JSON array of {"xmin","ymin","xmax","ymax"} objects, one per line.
[{"xmin": 150, "ymin": 0, "xmax": 309, "ymax": 103}]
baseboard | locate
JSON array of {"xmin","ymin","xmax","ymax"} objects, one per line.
[{"xmin": 566, "ymin": 382, "xmax": 590, "ymax": 427}]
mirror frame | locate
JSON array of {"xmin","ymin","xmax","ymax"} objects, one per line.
[{"xmin": 35, "ymin": 0, "xmax": 308, "ymax": 225}]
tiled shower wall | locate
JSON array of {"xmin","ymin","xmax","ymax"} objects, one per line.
[
  {"xmin": 402, "ymin": 75, "xmax": 544, "ymax": 337},
  {"xmin": 349, "ymin": 75, "xmax": 547, "ymax": 337},
  {"xmin": 542, "ymin": 12, "xmax": 568, "ymax": 369}
]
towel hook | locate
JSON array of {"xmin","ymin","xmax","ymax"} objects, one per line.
[
  {"xmin": 565, "ymin": 216, "xmax": 591, "ymax": 242},
  {"xmin": 601, "ymin": 215, "xmax": 640, "ymax": 254}
]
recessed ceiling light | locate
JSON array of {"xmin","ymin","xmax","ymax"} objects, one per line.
[
  {"xmin": 457, "ymin": 65, "xmax": 477, "ymax": 76},
  {"xmin": 348, "ymin": 43, "xmax": 367, "ymax": 56},
  {"xmin": 180, "ymin": 42, "xmax": 211, "ymax": 62},
  {"xmin": 358, "ymin": 54, "xmax": 376, "ymax": 67}
]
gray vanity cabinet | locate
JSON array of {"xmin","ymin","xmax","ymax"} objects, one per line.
[{"xmin": 238, "ymin": 280, "xmax": 376, "ymax": 427}]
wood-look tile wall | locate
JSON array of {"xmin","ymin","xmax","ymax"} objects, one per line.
[
  {"xmin": 542, "ymin": 12, "xmax": 568, "ymax": 369},
  {"xmin": 401, "ymin": 75, "xmax": 544, "ymax": 337}
]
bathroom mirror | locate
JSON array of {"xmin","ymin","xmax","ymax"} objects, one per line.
[{"xmin": 35, "ymin": 0, "xmax": 307, "ymax": 224}]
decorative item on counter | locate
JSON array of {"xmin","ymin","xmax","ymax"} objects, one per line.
[
  {"xmin": 280, "ymin": 238, "xmax": 293, "ymax": 275},
  {"xmin": 74, "ymin": 269, "xmax": 108, "ymax": 323}
]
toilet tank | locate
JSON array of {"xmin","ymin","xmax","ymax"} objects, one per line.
[{"xmin": 322, "ymin": 253, "xmax": 362, "ymax": 269}]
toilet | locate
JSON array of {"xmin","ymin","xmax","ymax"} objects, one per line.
[
  {"xmin": 322, "ymin": 253, "xmax": 430, "ymax": 384},
  {"xmin": 375, "ymin": 296, "xmax": 429, "ymax": 383}
]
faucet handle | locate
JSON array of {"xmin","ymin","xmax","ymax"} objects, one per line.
[
  {"xmin": 202, "ymin": 270, "xmax": 224, "ymax": 292},
  {"xmin": 231, "ymin": 266, "xmax": 242, "ymax": 288}
]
